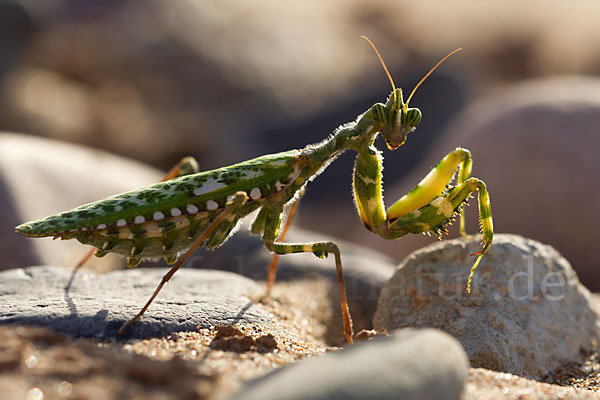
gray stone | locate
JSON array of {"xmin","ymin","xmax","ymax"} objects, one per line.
[
  {"xmin": 374, "ymin": 234, "xmax": 600, "ymax": 379},
  {"xmin": 0, "ymin": 133, "xmax": 162, "ymax": 270},
  {"xmin": 0, "ymin": 266, "xmax": 267, "ymax": 339},
  {"xmin": 229, "ymin": 328, "xmax": 468, "ymax": 400}
]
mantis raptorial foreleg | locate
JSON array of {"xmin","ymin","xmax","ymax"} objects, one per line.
[
  {"xmin": 386, "ymin": 148, "xmax": 474, "ymax": 223},
  {"xmin": 353, "ymin": 147, "xmax": 493, "ymax": 293}
]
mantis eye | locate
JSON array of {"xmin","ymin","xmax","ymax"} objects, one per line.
[{"xmin": 404, "ymin": 108, "xmax": 422, "ymax": 132}]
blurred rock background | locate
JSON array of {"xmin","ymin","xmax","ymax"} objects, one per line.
[{"xmin": 1, "ymin": 0, "xmax": 599, "ymax": 288}]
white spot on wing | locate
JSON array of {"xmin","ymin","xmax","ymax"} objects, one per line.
[
  {"xmin": 269, "ymin": 159, "xmax": 288, "ymax": 167},
  {"xmin": 207, "ymin": 200, "xmax": 218, "ymax": 210},
  {"xmin": 250, "ymin": 187, "xmax": 261, "ymax": 200},
  {"xmin": 117, "ymin": 219, "xmax": 127, "ymax": 227},
  {"xmin": 171, "ymin": 208, "xmax": 182, "ymax": 217},
  {"xmin": 275, "ymin": 181, "xmax": 284, "ymax": 191},
  {"xmin": 97, "ymin": 224, "xmax": 106, "ymax": 229},
  {"xmin": 134, "ymin": 215, "xmax": 145, "ymax": 224},
  {"xmin": 193, "ymin": 180, "xmax": 226, "ymax": 196},
  {"xmin": 242, "ymin": 170, "xmax": 261, "ymax": 179},
  {"xmin": 153, "ymin": 211, "xmax": 165, "ymax": 221},
  {"xmin": 187, "ymin": 204, "xmax": 199, "ymax": 214},
  {"xmin": 115, "ymin": 205, "xmax": 122, "ymax": 211}
]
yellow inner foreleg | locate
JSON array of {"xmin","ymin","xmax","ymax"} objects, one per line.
[{"xmin": 387, "ymin": 148, "xmax": 472, "ymax": 220}]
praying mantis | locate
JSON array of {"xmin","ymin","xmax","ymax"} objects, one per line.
[{"xmin": 15, "ymin": 38, "xmax": 493, "ymax": 344}]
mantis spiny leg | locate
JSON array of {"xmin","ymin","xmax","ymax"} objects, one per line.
[
  {"xmin": 259, "ymin": 201, "xmax": 354, "ymax": 344},
  {"xmin": 445, "ymin": 178, "xmax": 493, "ymax": 293},
  {"xmin": 265, "ymin": 187, "xmax": 306, "ymax": 296},
  {"xmin": 118, "ymin": 191, "xmax": 248, "ymax": 335},
  {"xmin": 266, "ymin": 239, "xmax": 353, "ymax": 344},
  {"xmin": 353, "ymin": 146, "xmax": 493, "ymax": 292},
  {"xmin": 386, "ymin": 148, "xmax": 473, "ymax": 226}
]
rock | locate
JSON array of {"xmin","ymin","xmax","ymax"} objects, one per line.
[
  {"xmin": 0, "ymin": 133, "xmax": 162, "ymax": 271},
  {"xmin": 0, "ymin": 266, "xmax": 267, "ymax": 339},
  {"xmin": 373, "ymin": 234, "xmax": 600, "ymax": 379},
  {"xmin": 382, "ymin": 77, "xmax": 600, "ymax": 291},
  {"xmin": 229, "ymin": 328, "xmax": 468, "ymax": 400}
]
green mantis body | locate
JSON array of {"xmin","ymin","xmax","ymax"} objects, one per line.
[{"xmin": 15, "ymin": 43, "xmax": 493, "ymax": 344}]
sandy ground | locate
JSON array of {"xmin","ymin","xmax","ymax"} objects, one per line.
[{"xmin": 2, "ymin": 280, "xmax": 600, "ymax": 400}]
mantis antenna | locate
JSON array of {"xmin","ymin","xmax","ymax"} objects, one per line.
[
  {"xmin": 404, "ymin": 48, "xmax": 462, "ymax": 112},
  {"xmin": 361, "ymin": 35, "xmax": 397, "ymax": 101}
]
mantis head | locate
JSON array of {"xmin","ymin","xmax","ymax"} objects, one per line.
[
  {"xmin": 361, "ymin": 35, "xmax": 461, "ymax": 151},
  {"xmin": 381, "ymin": 88, "xmax": 422, "ymax": 150}
]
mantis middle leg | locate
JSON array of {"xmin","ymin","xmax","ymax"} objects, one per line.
[{"xmin": 255, "ymin": 201, "xmax": 354, "ymax": 344}]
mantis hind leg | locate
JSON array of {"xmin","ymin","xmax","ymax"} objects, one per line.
[{"xmin": 118, "ymin": 191, "xmax": 248, "ymax": 335}]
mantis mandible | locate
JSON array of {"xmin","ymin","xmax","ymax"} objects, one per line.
[{"xmin": 15, "ymin": 37, "xmax": 493, "ymax": 344}]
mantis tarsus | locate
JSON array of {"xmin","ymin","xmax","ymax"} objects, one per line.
[{"xmin": 15, "ymin": 38, "xmax": 494, "ymax": 344}]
